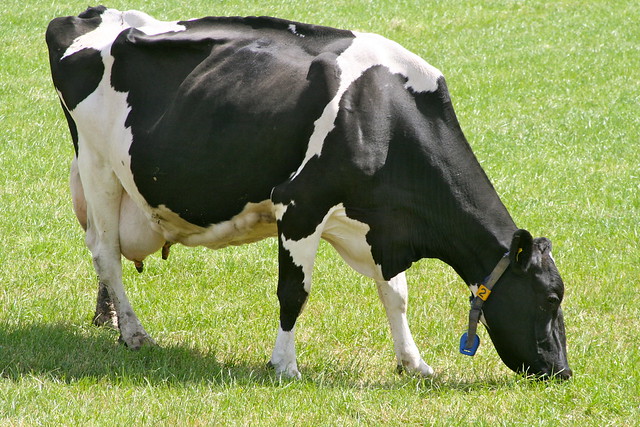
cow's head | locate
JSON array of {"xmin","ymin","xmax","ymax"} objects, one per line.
[{"xmin": 481, "ymin": 229, "xmax": 572, "ymax": 379}]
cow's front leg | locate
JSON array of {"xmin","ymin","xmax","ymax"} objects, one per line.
[
  {"xmin": 268, "ymin": 219, "xmax": 323, "ymax": 379},
  {"xmin": 268, "ymin": 238, "xmax": 311, "ymax": 379},
  {"xmin": 376, "ymin": 272, "xmax": 434, "ymax": 376}
]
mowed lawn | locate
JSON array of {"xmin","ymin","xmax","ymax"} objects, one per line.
[{"xmin": 1, "ymin": 0, "xmax": 638, "ymax": 424}]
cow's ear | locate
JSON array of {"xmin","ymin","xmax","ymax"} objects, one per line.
[{"xmin": 509, "ymin": 229, "xmax": 534, "ymax": 273}]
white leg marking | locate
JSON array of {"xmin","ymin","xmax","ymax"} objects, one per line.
[
  {"xmin": 376, "ymin": 273, "xmax": 434, "ymax": 376},
  {"xmin": 270, "ymin": 327, "xmax": 301, "ymax": 379},
  {"xmin": 280, "ymin": 233, "xmax": 322, "ymax": 294},
  {"xmin": 77, "ymin": 150, "xmax": 154, "ymax": 349},
  {"xmin": 276, "ymin": 202, "xmax": 331, "ymax": 293}
]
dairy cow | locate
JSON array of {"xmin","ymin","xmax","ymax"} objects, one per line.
[{"xmin": 46, "ymin": 6, "xmax": 571, "ymax": 379}]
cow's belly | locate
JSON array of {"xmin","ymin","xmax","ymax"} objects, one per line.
[
  {"xmin": 146, "ymin": 200, "xmax": 278, "ymax": 249},
  {"xmin": 112, "ymin": 140, "xmax": 279, "ymax": 250}
]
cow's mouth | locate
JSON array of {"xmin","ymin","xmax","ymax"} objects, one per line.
[{"xmin": 516, "ymin": 364, "xmax": 572, "ymax": 381}]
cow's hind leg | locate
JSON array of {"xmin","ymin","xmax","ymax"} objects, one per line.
[
  {"xmin": 93, "ymin": 281, "xmax": 118, "ymax": 328},
  {"xmin": 376, "ymin": 273, "xmax": 434, "ymax": 376},
  {"xmin": 79, "ymin": 158, "xmax": 154, "ymax": 349}
]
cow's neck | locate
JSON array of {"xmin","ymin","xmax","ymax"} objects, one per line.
[
  {"xmin": 431, "ymin": 191, "xmax": 517, "ymax": 286},
  {"xmin": 444, "ymin": 226, "xmax": 514, "ymax": 286}
]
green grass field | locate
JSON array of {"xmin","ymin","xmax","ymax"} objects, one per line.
[{"xmin": 1, "ymin": 0, "xmax": 638, "ymax": 424}]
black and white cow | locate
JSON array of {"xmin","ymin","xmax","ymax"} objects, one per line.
[{"xmin": 46, "ymin": 6, "xmax": 571, "ymax": 380}]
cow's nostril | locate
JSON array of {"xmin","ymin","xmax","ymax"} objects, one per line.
[{"xmin": 554, "ymin": 367, "xmax": 572, "ymax": 380}]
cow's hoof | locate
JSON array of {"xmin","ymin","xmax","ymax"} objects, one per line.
[
  {"xmin": 397, "ymin": 359, "xmax": 435, "ymax": 377},
  {"xmin": 415, "ymin": 360, "xmax": 435, "ymax": 377},
  {"xmin": 266, "ymin": 360, "xmax": 302, "ymax": 380},
  {"xmin": 119, "ymin": 332, "xmax": 157, "ymax": 350}
]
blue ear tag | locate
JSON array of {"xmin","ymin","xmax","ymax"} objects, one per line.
[{"xmin": 459, "ymin": 333, "xmax": 480, "ymax": 356}]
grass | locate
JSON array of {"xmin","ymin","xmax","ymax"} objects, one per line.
[{"xmin": 1, "ymin": 0, "xmax": 639, "ymax": 424}]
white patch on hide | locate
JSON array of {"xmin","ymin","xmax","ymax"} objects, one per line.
[
  {"xmin": 292, "ymin": 32, "xmax": 443, "ymax": 179},
  {"xmin": 287, "ymin": 24, "xmax": 305, "ymax": 38},
  {"xmin": 278, "ymin": 203, "xmax": 386, "ymax": 292},
  {"xmin": 321, "ymin": 204, "xmax": 384, "ymax": 281},
  {"xmin": 278, "ymin": 203, "xmax": 337, "ymax": 293},
  {"xmin": 62, "ymin": 8, "xmax": 186, "ymax": 60}
]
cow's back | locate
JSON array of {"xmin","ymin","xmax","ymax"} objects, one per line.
[{"xmin": 115, "ymin": 17, "xmax": 357, "ymax": 226}]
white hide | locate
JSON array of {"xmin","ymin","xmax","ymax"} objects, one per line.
[
  {"xmin": 376, "ymin": 273, "xmax": 434, "ymax": 376},
  {"xmin": 62, "ymin": 9, "xmax": 185, "ymax": 60},
  {"xmin": 270, "ymin": 327, "xmax": 301, "ymax": 379}
]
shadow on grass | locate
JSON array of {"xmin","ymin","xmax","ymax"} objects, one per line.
[
  {"xmin": 0, "ymin": 322, "xmax": 530, "ymax": 391},
  {"xmin": 0, "ymin": 322, "xmax": 275, "ymax": 386}
]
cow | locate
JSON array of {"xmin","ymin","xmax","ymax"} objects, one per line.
[{"xmin": 46, "ymin": 6, "xmax": 571, "ymax": 380}]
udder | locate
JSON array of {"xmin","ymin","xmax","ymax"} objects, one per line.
[{"xmin": 70, "ymin": 158, "xmax": 166, "ymax": 271}]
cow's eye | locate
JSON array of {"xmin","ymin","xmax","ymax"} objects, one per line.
[
  {"xmin": 547, "ymin": 295, "xmax": 560, "ymax": 307},
  {"xmin": 539, "ymin": 294, "xmax": 560, "ymax": 312}
]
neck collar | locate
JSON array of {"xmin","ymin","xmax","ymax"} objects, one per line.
[{"xmin": 459, "ymin": 252, "xmax": 511, "ymax": 356}]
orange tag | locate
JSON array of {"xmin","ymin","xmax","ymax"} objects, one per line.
[{"xmin": 477, "ymin": 284, "xmax": 491, "ymax": 301}]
